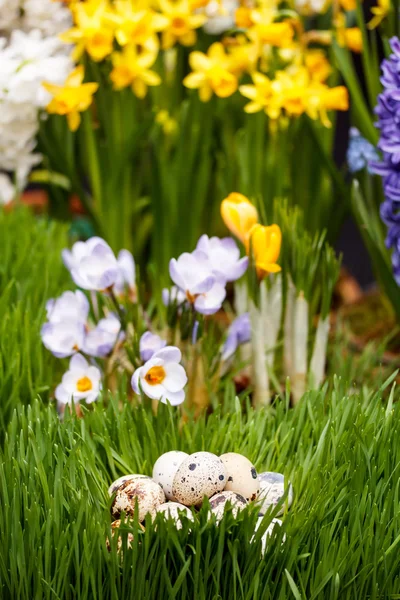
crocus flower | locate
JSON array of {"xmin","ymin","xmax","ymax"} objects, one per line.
[
  {"xmin": 55, "ymin": 353, "xmax": 102, "ymax": 405},
  {"xmin": 221, "ymin": 313, "xmax": 251, "ymax": 361},
  {"xmin": 196, "ymin": 234, "xmax": 248, "ymax": 282},
  {"xmin": 45, "ymin": 290, "xmax": 89, "ymax": 324},
  {"xmin": 41, "ymin": 321, "xmax": 86, "ymax": 358},
  {"xmin": 84, "ymin": 313, "xmax": 122, "ymax": 358},
  {"xmin": 220, "ymin": 192, "xmax": 258, "ymax": 244},
  {"xmin": 162, "ymin": 286, "xmax": 187, "ymax": 307},
  {"xmin": 169, "ymin": 250, "xmax": 226, "ymax": 314},
  {"xmin": 62, "ymin": 237, "xmax": 119, "ymax": 291},
  {"xmin": 140, "ymin": 331, "xmax": 167, "ymax": 362},
  {"xmin": 114, "ymin": 249, "xmax": 136, "ymax": 298},
  {"xmin": 246, "ymin": 224, "xmax": 282, "ymax": 279},
  {"xmin": 131, "ymin": 346, "xmax": 187, "ymax": 405}
]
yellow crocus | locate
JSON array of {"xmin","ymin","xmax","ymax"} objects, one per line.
[
  {"xmin": 183, "ymin": 43, "xmax": 238, "ymax": 101},
  {"xmin": 110, "ymin": 1, "xmax": 168, "ymax": 50},
  {"xmin": 60, "ymin": 0, "xmax": 115, "ymax": 62},
  {"xmin": 220, "ymin": 192, "xmax": 258, "ymax": 244},
  {"xmin": 246, "ymin": 224, "xmax": 282, "ymax": 279},
  {"xmin": 159, "ymin": 0, "xmax": 207, "ymax": 49},
  {"xmin": 110, "ymin": 45, "xmax": 161, "ymax": 98},
  {"xmin": 368, "ymin": 0, "xmax": 390, "ymax": 29},
  {"xmin": 43, "ymin": 66, "xmax": 99, "ymax": 132}
]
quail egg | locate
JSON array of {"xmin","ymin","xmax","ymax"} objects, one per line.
[
  {"xmin": 106, "ymin": 519, "xmax": 145, "ymax": 553},
  {"xmin": 209, "ymin": 491, "xmax": 247, "ymax": 523},
  {"xmin": 220, "ymin": 453, "xmax": 260, "ymax": 502},
  {"xmin": 172, "ymin": 451, "xmax": 227, "ymax": 506},
  {"xmin": 257, "ymin": 472, "xmax": 293, "ymax": 516},
  {"xmin": 108, "ymin": 474, "xmax": 151, "ymax": 497},
  {"xmin": 253, "ymin": 517, "xmax": 285, "ymax": 556},
  {"xmin": 153, "ymin": 502, "xmax": 194, "ymax": 529},
  {"xmin": 152, "ymin": 451, "xmax": 189, "ymax": 500},
  {"xmin": 111, "ymin": 477, "xmax": 165, "ymax": 521}
]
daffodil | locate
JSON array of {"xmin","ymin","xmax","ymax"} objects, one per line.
[
  {"xmin": 60, "ymin": 0, "xmax": 115, "ymax": 62},
  {"xmin": 248, "ymin": 8, "xmax": 294, "ymax": 49},
  {"xmin": 240, "ymin": 72, "xmax": 274, "ymax": 114},
  {"xmin": 110, "ymin": 45, "xmax": 161, "ymax": 98},
  {"xmin": 335, "ymin": 13, "xmax": 363, "ymax": 53},
  {"xmin": 368, "ymin": 0, "xmax": 390, "ymax": 29},
  {"xmin": 246, "ymin": 224, "xmax": 282, "ymax": 279},
  {"xmin": 305, "ymin": 50, "xmax": 332, "ymax": 83},
  {"xmin": 220, "ymin": 192, "xmax": 258, "ymax": 244},
  {"xmin": 43, "ymin": 66, "xmax": 99, "ymax": 131},
  {"xmin": 183, "ymin": 43, "xmax": 238, "ymax": 101},
  {"xmin": 110, "ymin": 0, "xmax": 168, "ymax": 51},
  {"xmin": 159, "ymin": 0, "xmax": 207, "ymax": 49}
]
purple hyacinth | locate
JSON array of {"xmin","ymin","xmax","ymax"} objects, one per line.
[{"xmin": 369, "ymin": 37, "xmax": 400, "ymax": 282}]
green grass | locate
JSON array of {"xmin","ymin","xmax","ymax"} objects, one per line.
[
  {"xmin": 0, "ymin": 208, "xmax": 69, "ymax": 430},
  {"xmin": 1, "ymin": 375, "xmax": 400, "ymax": 599}
]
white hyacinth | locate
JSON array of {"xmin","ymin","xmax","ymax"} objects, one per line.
[{"xmin": 0, "ymin": 8, "xmax": 73, "ymax": 192}]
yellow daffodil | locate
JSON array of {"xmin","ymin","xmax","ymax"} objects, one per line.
[
  {"xmin": 246, "ymin": 224, "xmax": 282, "ymax": 279},
  {"xmin": 225, "ymin": 36, "xmax": 259, "ymax": 76},
  {"xmin": 305, "ymin": 50, "xmax": 332, "ymax": 83},
  {"xmin": 110, "ymin": 45, "xmax": 161, "ymax": 98},
  {"xmin": 368, "ymin": 0, "xmax": 390, "ymax": 29},
  {"xmin": 335, "ymin": 14, "xmax": 363, "ymax": 53},
  {"xmin": 249, "ymin": 12, "xmax": 294, "ymax": 49},
  {"xmin": 159, "ymin": 0, "xmax": 207, "ymax": 49},
  {"xmin": 220, "ymin": 192, "xmax": 258, "ymax": 243},
  {"xmin": 110, "ymin": 0, "xmax": 168, "ymax": 50},
  {"xmin": 235, "ymin": 6, "xmax": 253, "ymax": 28},
  {"xmin": 183, "ymin": 42, "xmax": 238, "ymax": 101},
  {"xmin": 240, "ymin": 72, "xmax": 274, "ymax": 114},
  {"xmin": 43, "ymin": 66, "xmax": 99, "ymax": 132},
  {"xmin": 339, "ymin": 0, "xmax": 356, "ymax": 10},
  {"xmin": 60, "ymin": 0, "xmax": 115, "ymax": 62},
  {"xmin": 240, "ymin": 67, "xmax": 348, "ymax": 126}
]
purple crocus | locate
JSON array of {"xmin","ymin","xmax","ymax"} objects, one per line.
[
  {"xmin": 139, "ymin": 331, "xmax": 167, "ymax": 362},
  {"xmin": 369, "ymin": 37, "xmax": 400, "ymax": 282},
  {"xmin": 196, "ymin": 234, "xmax": 248, "ymax": 283},
  {"xmin": 221, "ymin": 313, "xmax": 251, "ymax": 361}
]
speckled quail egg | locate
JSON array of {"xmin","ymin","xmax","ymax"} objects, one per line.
[
  {"xmin": 172, "ymin": 451, "xmax": 227, "ymax": 506},
  {"xmin": 209, "ymin": 491, "xmax": 247, "ymax": 523},
  {"xmin": 220, "ymin": 453, "xmax": 260, "ymax": 502},
  {"xmin": 106, "ymin": 519, "xmax": 145, "ymax": 553},
  {"xmin": 152, "ymin": 451, "xmax": 189, "ymax": 501},
  {"xmin": 153, "ymin": 502, "xmax": 194, "ymax": 529},
  {"xmin": 253, "ymin": 517, "xmax": 285, "ymax": 556},
  {"xmin": 257, "ymin": 472, "xmax": 293, "ymax": 516},
  {"xmin": 111, "ymin": 477, "xmax": 165, "ymax": 521},
  {"xmin": 108, "ymin": 474, "xmax": 151, "ymax": 497}
]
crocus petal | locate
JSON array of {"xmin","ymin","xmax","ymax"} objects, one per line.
[
  {"xmin": 131, "ymin": 368, "xmax": 142, "ymax": 394},
  {"xmin": 162, "ymin": 363, "xmax": 188, "ymax": 392},
  {"xmin": 152, "ymin": 346, "xmax": 182, "ymax": 363},
  {"xmin": 160, "ymin": 389, "xmax": 185, "ymax": 406},
  {"xmin": 70, "ymin": 353, "xmax": 89, "ymax": 371}
]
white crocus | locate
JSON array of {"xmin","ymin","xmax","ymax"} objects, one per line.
[
  {"xmin": 45, "ymin": 290, "xmax": 89, "ymax": 324},
  {"xmin": 113, "ymin": 249, "xmax": 136, "ymax": 298},
  {"xmin": 131, "ymin": 347, "xmax": 188, "ymax": 406},
  {"xmin": 62, "ymin": 237, "xmax": 119, "ymax": 291},
  {"xmin": 84, "ymin": 313, "xmax": 123, "ymax": 358},
  {"xmin": 41, "ymin": 321, "xmax": 86, "ymax": 358},
  {"xmin": 55, "ymin": 354, "xmax": 102, "ymax": 405}
]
